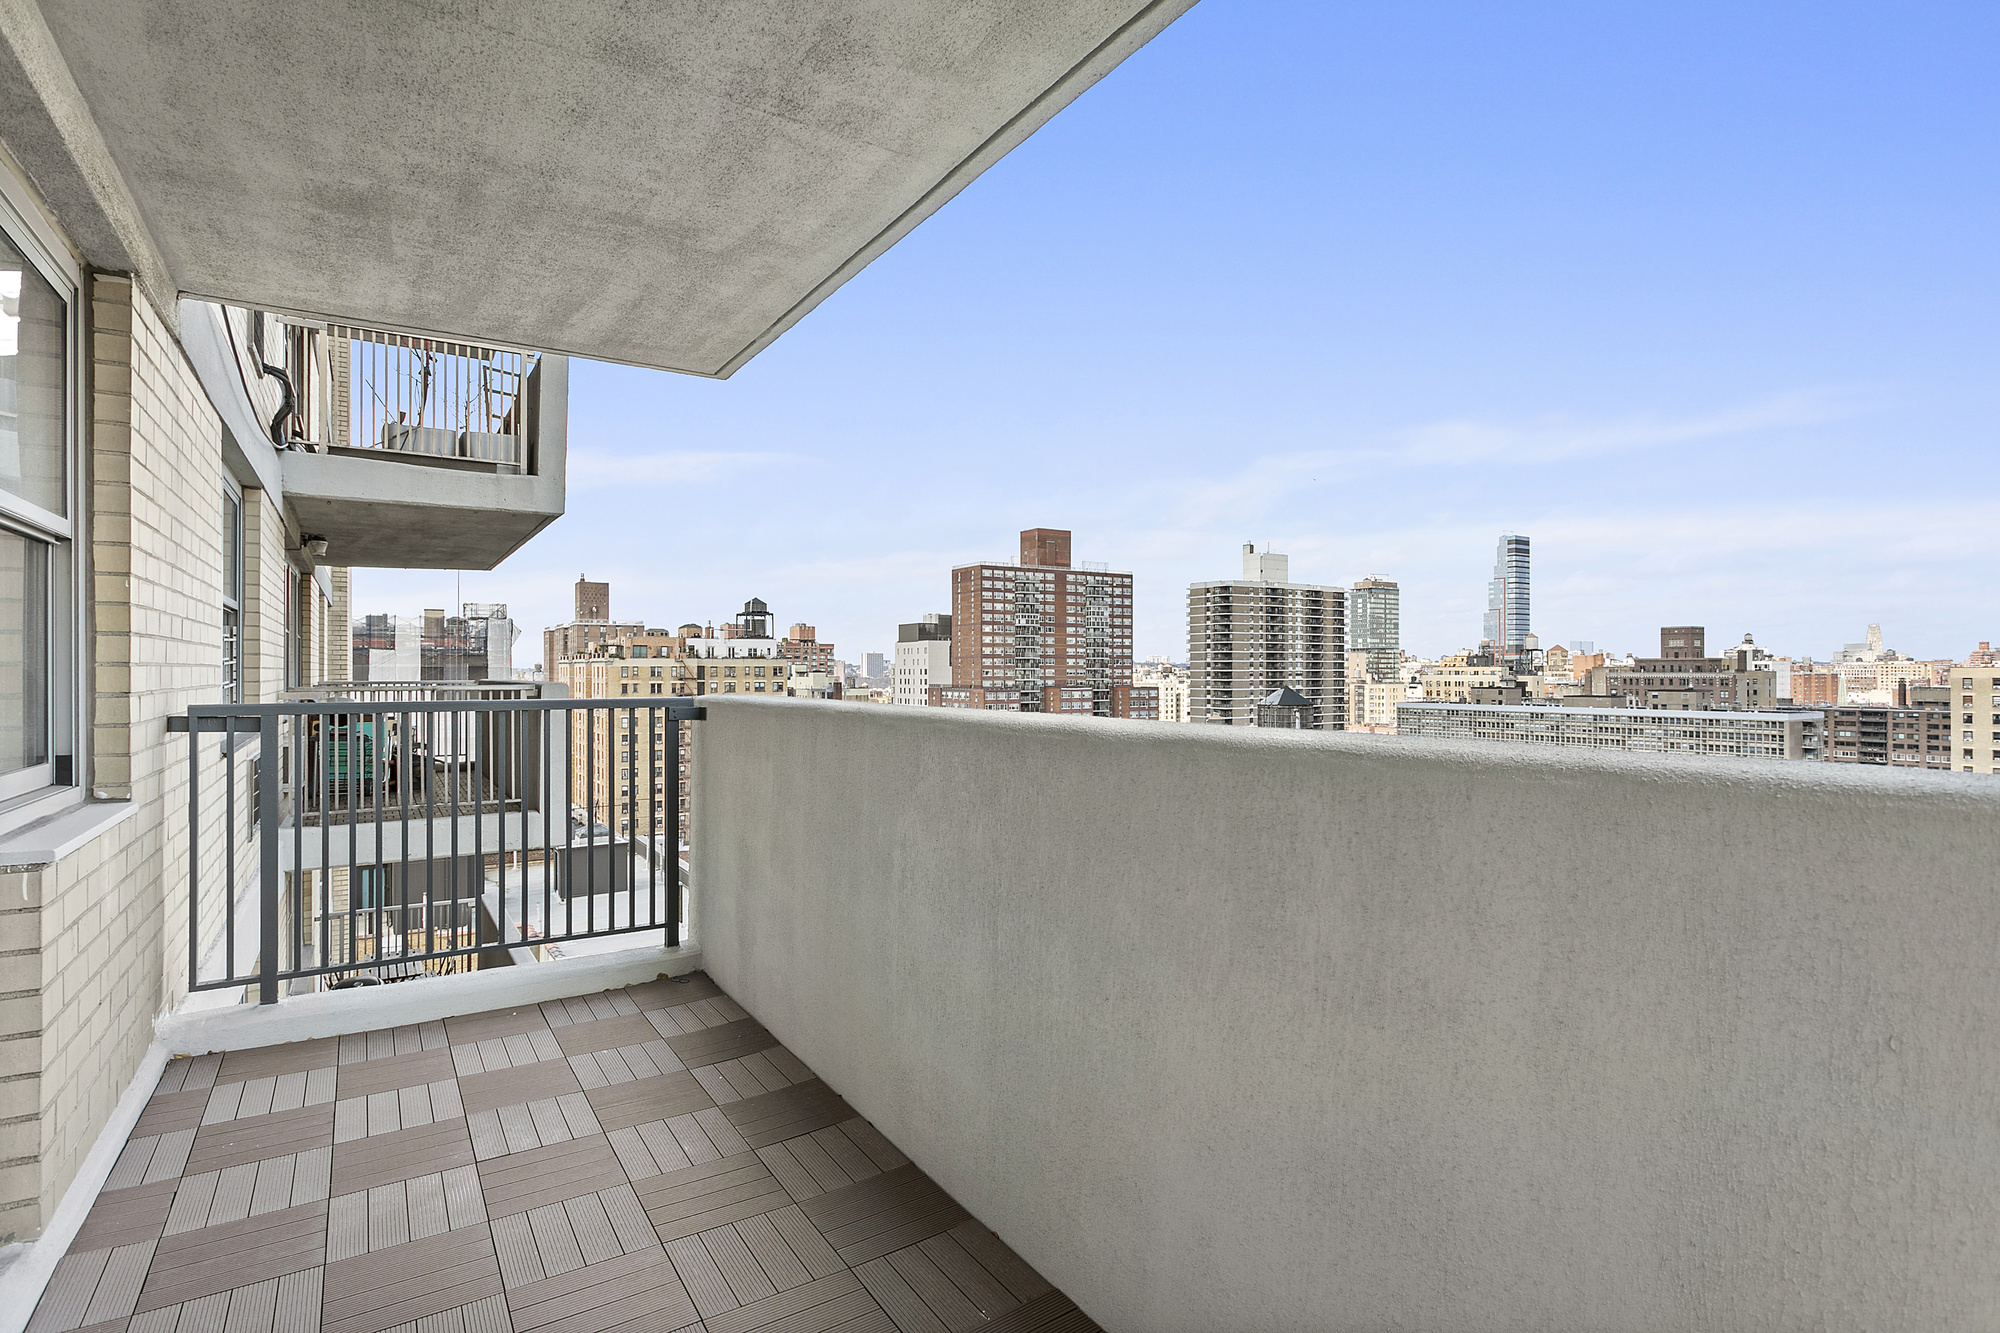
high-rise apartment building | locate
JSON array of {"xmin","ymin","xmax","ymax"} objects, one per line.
[
  {"xmin": 1188, "ymin": 544, "xmax": 1345, "ymax": 728},
  {"xmin": 893, "ymin": 614, "xmax": 952, "ymax": 706},
  {"xmin": 1481, "ymin": 533, "xmax": 1530, "ymax": 666},
  {"xmin": 554, "ymin": 603, "xmax": 795, "ymax": 845},
  {"xmin": 544, "ymin": 574, "xmax": 642, "ymax": 671},
  {"xmin": 1349, "ymin": 577, "xmax": 1401, "ymax": 683},
  {"xmin": 1952, "ymin": 665, "xmax": 2000, "ymax": 774},
  {"xmin": 1346, "ymin": 652, "xmax": 1400, "ymax": 731},
  {"xmin": 1822, "ymin": 705, "xmax": 1954, "ymax": 769},
  {"xmin": 940, "ymin": 528, "xmax": 1137, "ymax": 716}
]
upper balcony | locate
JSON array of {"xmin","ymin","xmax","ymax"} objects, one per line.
[{"xmin": 194, "ymin": 305, "xmax": 567, "ymax": 570}]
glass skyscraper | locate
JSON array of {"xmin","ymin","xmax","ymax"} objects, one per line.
[
  {"xmin": 1349, "ymin": 577, "xmax": 1401, "ymax": 681},
  {"xmin": 1482, "ymin": 533, "xmax": 1530, "ymax": 663}
]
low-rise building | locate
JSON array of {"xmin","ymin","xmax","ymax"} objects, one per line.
[
  {"xmin": 1345, "ymin": 652, "xmax": 1400, "ymax": 732},
  {"xmin": 1398, "ymin": 701, "xmax": 1824, "ymax": 760},
  {"xmin": 1604, "ymin": 626, "xmax": 1778, "ymax": 711},
  {"xmin": 1135, "ymin": 658, "xmax": 1190, "ymax": 722},
  {"xmin": 1419, "ymin": 653, "xmax": 1508, "ymax": 702}
]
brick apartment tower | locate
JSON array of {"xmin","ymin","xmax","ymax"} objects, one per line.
[
  {"xmin": 943, "ymin": 528, "xmax": 1139, "ymax": 715},
  {"xmin": 544, "ymin": 574, "xmax": 642, "ymax": 671}
]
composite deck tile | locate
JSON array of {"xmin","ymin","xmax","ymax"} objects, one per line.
[
  {"xmin": 444, "ymin": 1004, "xmax": 553, "ymax": 1047},
  {"xmin": 215, "ymin": 1038, "xmax": 339, "ymax": 1085},
  {"xmin": 200, "ymin": 1068, "xmax": 338, "ymax": 1125},
  {"xmin": 331, "ymin": 1116, "xmax": 476, "ymax": 1196},
  {"xmin": 697, "ymin": 1270, "xmax": 881, "ymax": 1333},
  {"xmin": 332, "ymin": 1046, "xmax": 457, "ymax": 1100},
  {"xmin": 153, "ymin": 1053, "xmax": 223, "ymax": 1096},
  {"xmin": 798, "ymin": 1166, "xmax": 969, "ymax": 1267},
  {"xmin": 321, "ymin": 1224, "xmax": 503, "ymax": 1333},
  {"xmin": 131, "ymin": 1088, "xmax": 211, "ymax": 1138},
  {"xmin": 184, "ymin": 1104, "xmax": 334, "ymax": 1177},
  {"xmin": 135, "ymin": 1200, "xmax": 327, "ymax": 1312},
  {"xmin": 623, "ymin": 973, "xmax": 723, "ymax": 1010},
  {"xmin": 451, "ymin": 1029, "xmax": 565, "ymax": 1077},
  {"xmin": 718, "ymin": 1081, "xmax": 855, "ymax": 1150},
  {"xmin": 163, "ymin": 1148, "xmax": 332, "ymax": 1235},
  {"xmin": 541, "ymin": 991, "xmax": 642, "ymax": 1029},
  {"xmin": 475, "ymin": 1134, "xmax": 628, "ymax": 1218},
  {"xmin": 503, "ymin": 1244, "xmax": 698, "ymax": 1333},
  {"xmin": 940, "ymin": 1221, "xmax": 1052, "ymax": 1304},
  {"xmin": 582, "ymin": 1069, "xmax": 714, "ymax": 1132},
  {"xmin": 660, "ymin": 1018, "xmax": 775, "ymax": 1069},
  {"xmin": 553, "ymin": 1013, "xmax": 663, "ymax": 1058},
  {"xmin": 335, "ymin": 1022, "xmax": 449, "ymax": 1065},
  {"xmin": 119, "ymin": 1267, "xmax": 321, "ymax": 1333},
  {"xmin": 101, "ymin": 1131, "xmax": 196, "ymax": 1191},
  {"xmin": 456, "ymin": 1055, "xmax": 581, "ymax": 1114},
  {"xmin": 70, "ymin": 1178, "xmax": 178, "ymax": 1253},
  {"xmin": 630, "ymin": 1153, "xmax": 792, "ymax": 1244},
  {"xmin": 29, "ymin": 976, "xmax": 1102, "ymax": 1333},
  {"xmin": 975, "ymin": 1289, "xmax": 1104, "ymax": 1332}
]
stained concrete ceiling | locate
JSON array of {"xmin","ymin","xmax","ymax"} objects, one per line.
[{"xmin": 5, "ymin": 1, "xmax": 1194, "ymax": 375}]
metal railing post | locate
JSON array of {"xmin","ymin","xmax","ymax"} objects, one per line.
[{"xmin": 259, "ymin": 711, "xmax": 281, "ymax": 1004}]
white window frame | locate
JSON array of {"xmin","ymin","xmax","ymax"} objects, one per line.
[
  {"xmin": 221, "ymin": 481, "xmax": 243, "ymax": 703},
  {"xmin": 0, "ymin": 166, "xmax": 83, "ymax": 809}
]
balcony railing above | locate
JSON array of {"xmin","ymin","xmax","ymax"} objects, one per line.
[{"xmin": 223, "ymin": 307, "xmax": 541, "ymax": 474}]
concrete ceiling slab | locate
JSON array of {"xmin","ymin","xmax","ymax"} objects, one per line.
[{"xmin": 23, "ymin": 0, "xmax": 1195, "ymax": 375}]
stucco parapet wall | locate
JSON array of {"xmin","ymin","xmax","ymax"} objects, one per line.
[{"xmin": 692, "ymin": 696, "xmax": 2000, "ymax": 1331}]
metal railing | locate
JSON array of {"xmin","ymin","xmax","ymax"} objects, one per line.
[
  {"xmin": 223, "ymin": 306, "xmax": 539, "ymax": 470},
  {"xmin": 174, "ymin": 697, "xmax": 700, "ymax": 1004}
]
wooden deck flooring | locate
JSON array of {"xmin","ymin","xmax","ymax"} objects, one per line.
[{"xmin": 28, "ymin": 975, "xmax": 1099, "ymax": 1333}]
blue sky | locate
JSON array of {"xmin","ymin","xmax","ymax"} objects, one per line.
[{"xmin": 358, "ymin": 2, "xmax": 2000, "ymax": 667}]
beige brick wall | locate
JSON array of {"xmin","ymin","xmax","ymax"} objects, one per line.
[{"xmin": 0, "ymin": 276, "xmax": 295, "ymax": 1242}]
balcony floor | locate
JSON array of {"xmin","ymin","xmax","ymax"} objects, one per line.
[{"xmin": 28, "ymin": 974, "xmax": 1096, "ymax": 1333}]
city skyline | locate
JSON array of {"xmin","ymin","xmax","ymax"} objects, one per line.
[{"xmin": 355, "ymin": 2, "xmax": 1998, "ymax": 668}]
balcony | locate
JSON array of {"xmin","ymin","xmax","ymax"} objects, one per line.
[
  {"xmin": 24, "ymin": 972, "xmax": 1097, "ymax": 1333},
  {"xmin": 17, "ymin": 697, "xmax": 1998, "ymax": 1331},
  {"xmin": 188, "ymin": 304, "xmax": 567, "ymax": 571}
]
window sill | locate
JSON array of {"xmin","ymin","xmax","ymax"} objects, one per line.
[{"xmin": 0, "ymin": 794, "xmax": 140, "ymax": 870}]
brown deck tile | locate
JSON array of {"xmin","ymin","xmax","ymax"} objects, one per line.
[
  {"xmin": 321, "ymin": 1224, "xmax": 503, "ymax": 1333},
  {"xmin": 130, "ymin": 1089, "xmax": 209, "ymax": 1139},
  {"xmin": 69, "ymin": 1179, "xmax": 177, "ymax": 1253},
  {"xmin": 719, "ymin": 1081, "xmax": 855, "ymax": 1150},
  {"xmin": 943, "ymin": 1221, "xmax": 1052, "ymax": 1304},
  {"xmin": 661, "ymin": 1018, "xmax": 776, "ymax": 1069},
  {"xmin": 698, "ymin": 1270, "xmax": 877, "ymax": 1333},
  {"xmin": 332, "ymin": 1046, "xmax": 457, "ymax": 1100},
  {"xmin": 583, "ymin": 1070, "xmax": 714, "ymax": 1132},
  {"xmin": 445, "ymin": 1004, "xmax": 553, "ymax": 1046},
  {"xmin": 214, "ymin": 1037, "xmax": 338, "ymax": 1084},
  {"xmin": 632, "ymin": 1153, "xmax": 791, "ymax": 1244},
  {"xmin": 799, "ymin": 1166, "xmax": 968, "ymax": 1267},
  {"xmin": 476, "ymin": 1134, "xmax": 628, "ymax": 1218},
  {"xmin": 458, "ymin": 1056, "xmax": 581, "ymax": 1114},
  {"xmin": 978, "ymin": 1289, "xmax": 1104, "ymax": 1332},
  {"xmin": 184, "ymin": 1104, "xmax": 333, "ymax": 1177},
  {"xmin": 623, "ymin": 973, "xmax": 724, "ymax": 1011},
  {"xmin": 504, "ymin": 1243, "xmax": 698, "ymax": 1333},
  {"xmin": 134, "ymin": 1199, "xmax": 326, "ymax": 1312},
  {"xmin": 331, "ymin": 1115, "xmax": 476, "ymax": 1196},
  {"xmin": 553, "ymin": 1014, "xmax": 661, "ymax": 1057}
]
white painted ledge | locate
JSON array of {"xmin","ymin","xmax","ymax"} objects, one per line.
[
  {"xmin": 0, "ymin": 799, "xmax": 138, "ymax": 870},
  {"xmin": 157, "ymin": 939, "xmax": 704, "ymax": 1055}
]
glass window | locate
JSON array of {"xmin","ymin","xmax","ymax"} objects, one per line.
[
  {"xmin": 0, "ymin": 206, "xmax": 71, "ymax": 802},
  {"xmin": 0, "ymin": 529, "xmax": 48, "ymax": 774},
  {"xmin": 0, "ymin": 232, "xmax": 66, "ymax": 516}
]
